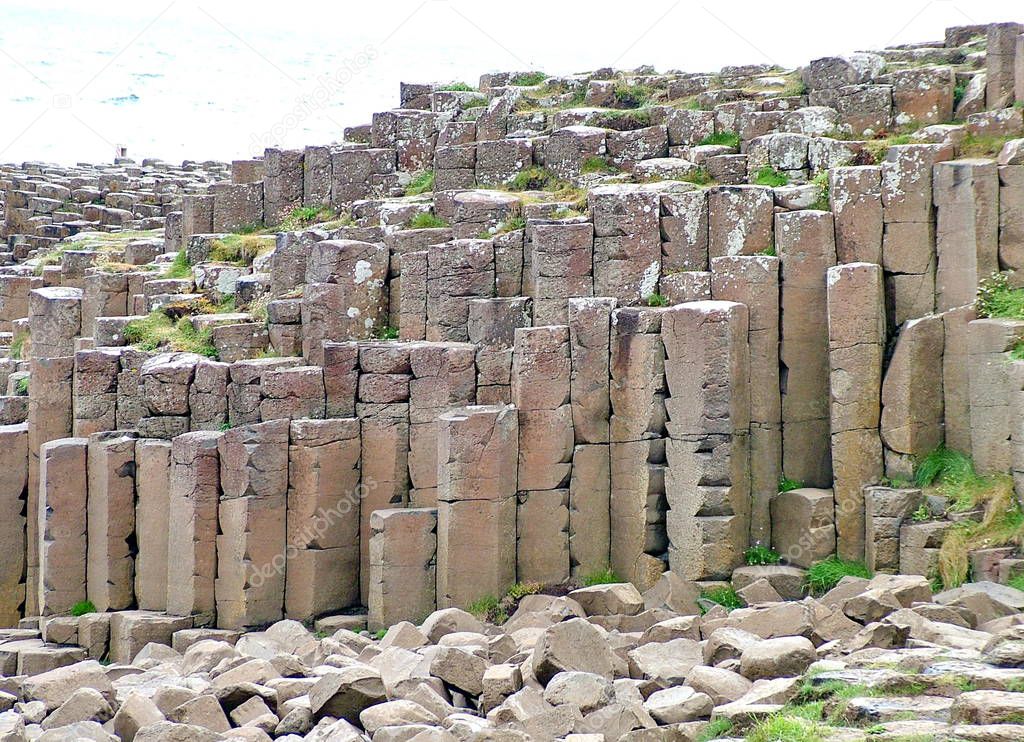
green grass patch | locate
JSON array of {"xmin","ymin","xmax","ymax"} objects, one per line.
[
  {"xmin": 504, "ymin": 167, "xmax": 587, "ymax": 201},
  {"xmin": 806, "ymin": 556, "xmax": 871, "ymax": 595},
  {"xmin": 467, "ymin": 581, "xmax": 542, "ymax": 624},
  {"xmin": 745, "ymin": 544, "xmax": 781, "ymax": 566},
  {"xmin": 462, "ymin": 95, "xmax": 490, "ymax": 108},
  {"xmin": 646, "ymin": 293, "xmax": 668, "ymax": 307},
  {"xmin": 911, "ymin": 503, "xmax": 931, "ymax": 522},
  {"xmin": 961, "ymin": 131, "xmax": 1016, "ymax": 158},
  {"xmin": 678, "ymin": 167, "xmax": 712, "ymax": 186},
  {"xmin": 439, "ymin": 82, "xmax": 475, "ymax": 92},
  {"xmin": 779, "ymin": 477, "xmax": 803, "ymax": 492},
  {"xmin": 976, "ymin": 272, "xmax": 1024, "ymax": 320},
  {"xmin": 752, "ymin": 166, "xmax": 789, "ymax": 187},
  {"xmin": 407, "ymin": 212, "xmax": 448, "ymax": 229},
  {"xmin": 580, "ymin": 156, "xmax": 620, "ymax": 175},
  {"xmin": 15, "ymin": 377, "xmax": 29, "ymax": 396},
  {"xmin": 209, "ymin": 234, "xmax": 272, "ymax": 266},
  {"xmin": 511, "ymin": 71, "xmax": 548, "ymax": 86},
  {"xmin": 747, "ymin": 714, "xmax": 823, "ymax": 742},
  {"xmin": 613, "ymin": 82, "xmax": 653, "ymax": 108},
  {"xmin": 700, "ymin": 586, "xmax": 744, "ymax": 612},
  {"xmin": 405, "ymin": 170, "xmax": 435, "ymax": 196},
  {"xmin": 374, "ymin": 325, "xmax": 399, "ymax": 340},
  {"xmin": 1009, "ymin": 573, "xmax": 1024, "ymax": 592},
  {"xmin": 759, "ymin": 245, "xmax": 777, "ymax": 257},
  {"xmin": 70, "ymin": 600, "xmax": 96, "ymax": 617},
  {"xmin": 123, "ymin": 311, "xmax": 218, "ymax": 357},
  {"xmin": 811, "ymin": 170, "xmax": 830, "ymax": 211},
  {"xmin": 696, "ymin": 718, "xmax": 733, "ymax": 741},
  {"xmin": 699, "ymin": 131, "xmax": 740, "ymax": 149},
  {"xmin": 164, "ymin": 250, "xmax": 192, "ymax": 279},
  {"xmin": 581, "ymin": 567, "xmax": 622, "ymax": 586},
  {"xmin": 9, "ymin": 331, "xmax": 26, "ymax": 361}
]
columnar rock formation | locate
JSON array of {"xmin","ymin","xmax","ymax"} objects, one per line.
[{"xmin": 0, "ymin": 19, "xmax": 1023, "ymax": 741}]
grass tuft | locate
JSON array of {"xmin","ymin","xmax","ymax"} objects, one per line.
[
  {"xmin": 752, "ymin": 166, "xmax": 789, "ymax": 187},
  {"xmin": 9, "ymin": 331, "xmax": 26, "ymax": 361},
  {"xmin": 405, "ymin": 170, "xmax": 435, "ymax": 196},
  {"xmin": 439, "ymin": 82, "xmax": 475, "ymax": 92},
  {"xmin": 646, "ymin": 293, "xmax": 669, "ymax": 307},
  {"xmin": 806, "ymin": 556, "xmax": 871, "ymax": 595},
  {"xmin": 209, "ymin": 234, "xmax": 272, "ymax": 266},
  {"xmin": 696, "ymin": 718, "xmax": 733, "ymax": 741},
  {"xmin": 70, "ymin": 600, "xmax": 96, "ymax": 617},
  {"xmin": 374, "ymin": 325, "xmax": 399, "ymax": 340},
  {"xmin": 779, "ymin": 476, "xmax": 803, "ymax": 492},
  {"xmin": 612, "ymin": 82, "xmax": 653, "ymax": 108},
  {"xmin": 745, "ymin": 544, "xmax": 781, "ymax": 566},
  {"xmin": 580, "ymin": 156, "xmax": 620, "ymax": 175},
  {"xmin": 511, "ymin": 71, "xmax": 548, "ymax": 86},
  {"xmin": 700, "ymin": 586, "xmax": 744, "ymax": 612},
  {"xmin": 747, "ymin": 714, "xmax": 823, "ymax": 742},
  {"xmin": 123, "ymin": 311, "xmax": 218, "ymax": 358},
  {"xmin": 407, "ymin": 212, "xmax": 448, "ymax": 230},
  {"xmin": 699, "ymin": 131, "xmax": 740, "ymax": 149},
  {"xmin": 15, "ymin": 376, "xmax": 29, "ymax": 396},
  {"xmin": 582, "ymin": 567, "xmax": 623, "ymax": 586},
  {"xmin": 811, "ymin": 170, "xmax": 830, "ymax": 211},
  {"xmin": 164, "ymin": 250, "xmax": 192, "ymax": 279},
  {"xmin": 976, "ymin": 272, "xmax": 1024, "ymax": 320}
]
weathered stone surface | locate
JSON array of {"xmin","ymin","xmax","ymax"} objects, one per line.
[
  {"xmin": 38, "ymin": 438, "xmax": 88, "ymax": 616},
  {"xmin": 368, "ymin": 508, "xmax": 437, "ymax": 631}
]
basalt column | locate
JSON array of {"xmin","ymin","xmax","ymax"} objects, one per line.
[
  {"xmin": 26, "ymin": 286, "xmax": 82, "ymax": 616},
  {"xmin": 711, "ymin": 255, "xmax": 780, "ymax": 545},
  {"xmin": 777, "ymin": 210, "xmax": 837, "ymax": 488},
  {"xmin": 166, "ymin": 431, "xmax": 222, "ymax": 625},
  {"xmin": 37, "ymin": 438, "xmax": 87, "ymax": 617},
  {"xmin": 217, "ymin": 419, "xmax": 290, "ymax": 629},
  {"xmin": 827, "ymin": 263, "xmax": 885, "ymax": 560},
  {"xmin": 609, "ymin": 307, "xmax": 669, "ymax": 590},
  {"xmin": 512, "ymin": 327, "xmax": 572, "ymax": 584},
  {"xmin": 662, "ymin": 301, "xmax": 751, "ymax": 581},
  {"xmin": 568, "ymin": 297, "xmax": 616, "ymax": 578},
  {"xmin": 286, "ymin": 418, "xmax": 361, "ymax": 620},
  {"xmin": 436, "ymin": 405, "xmax": 518, "ymax": 609},
  {"xmin": 0, "ymin": 423, "xmax": 27, "ymax": 625}
]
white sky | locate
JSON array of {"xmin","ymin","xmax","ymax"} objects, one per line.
[{"xmin": 0, "ymin": 0, "xmax": 1020, "ymax": 164}]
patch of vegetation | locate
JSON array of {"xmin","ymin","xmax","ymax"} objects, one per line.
[
  {"xmin": 123, "ymin": 311, "xmax": 218, "ymax": 357},
  {"xmin": 70, "ymin": 600, "xmax": 96, "ymax": 617},
  {"xmin": 976, "ymin": 272, "xmax": 1024, "ymax": 320},
  {"xmin": 407, "ymin": 212, "xmax": 448, "ymax": 229},
  {"xmin": 612, "ymin": 82, "xmax": 653, "ymax": 108},
  {"xmin": 439, "ymin": 82, "xmax": 475, "ymax": 92},
  {"xmin": 511, "ymin": 71, "xmax": 548, "ymax": 86},
  {"xmin": 937, "ymin": 472, "xmax": 1020, "ymax": 588},
  {"xmin": 580, "ymin": 156, "xmax": 620, "ymax": 175},
  {"xmin": 15, "ymin": 377, "xmax": 29, "ymax": 396},
  {"xmin": 953, "ymin": 80, "xmax": 968, "ymax": 111},
  {"xmin": 646, "ymin": 293, "xmax": 669, "ymax": 307},
  {"xmin": 700, "ymin": 586, "xmax": 744, "ymax": 612},
  {"xmin": 696, "ymin": 718, "xmax": 733, "ymax": 741},
  {"xmin": 779, "ymin": 477, "xmax": 803, "ymax": 492},
  {"xmin": 1011, "ymin": 340, "xmax": 1024, "ymax": 361},
  {"xmin": 405, "ymin": 170, "xmax": 435, "ymax": 196},
  {"xmin": 911, "ymin": 503, "xmax": 932, "ymax": 522},
  {"xmin": 961, "ymin": 131, "xmax": 1016, "ymax": 158},
  {"xmin": 467, "ymin": 581, "xmax": 543, "ymax": 624},
  {"xmin": 745, "ymin": 544, "xmax": 781, "ymax": 566},
  {"xmin": 462, "ymin": 95, "xmax": 489, "ymax": 108},
  {"xmin": 9, "ymin": 331, "xmax": 26, "ymax": 361},
  {"xmin": 596, "ymin": 108, "xmax": 653, "ymax": 130},
  {"xmin": 699, "ymin": 131, "xmax": 741, "ymax": 149},
  {"xmin": 164, "ymin": 250, "xmax": 192, "ymax": 279},
  {"xmin": 759, "ymin": 245, "xmax": 777, "ymax": 257},
  {"xmin": 374, "ymin": 325, "xmax": 399, "ymax": 340},
  {"xmin": 752, "ymin": 166, "xmax": 790, "ymax": 187},
  {"xmin": 678, "ymin": 167, "xmax": 712, "ymax": 186},
  {"xmin": 746, "ymin": 714, "xmax": 823, "ymax": 742},
  {"xmin": 209, "ymin": 234, "xmax": 272, "ymax": 266},
  {"xmin": 552, "ymin": 208, "xmax": 585, "ymax": 220},
  {"xmin": 504, "ymin": 167, "xmax": 586, "ymax": 202},
  {"xmin": 811, "ymin": 170, "xmax": 830, "ymax": 211},
  {"xmin": 1008, "ymin": 572, "xmax": 1024, "ymax": 593},
  {"xmin": 489, "ymin": 215, "xmax": 527, "ymax": 237},
  {"xmin": 581, "ymin": 567, "xmax": 622, "ymax": 586},
  {"xmin": 372, "ymin": 629, "xmax": 387, "ymax": 640},
  {"xmin": 806, "ymin": 555, "xmax": 871, "ymax": 595},
  {"xmin": 780, "ymin": 79, "xmax": 809, "ymax": 98},
  {"xmin": 272, "ymin": 205, "xmax": 338, "ymax": 231}
]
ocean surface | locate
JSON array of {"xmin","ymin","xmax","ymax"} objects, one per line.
[{"xmin": 0, "ymin": 0, "xmax": 1013, "ymax": 166}]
